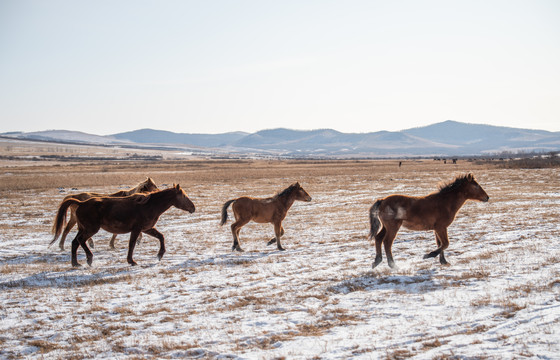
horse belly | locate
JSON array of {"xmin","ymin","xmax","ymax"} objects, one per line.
[{"xmin": 402, "ymin": 220, "xmax": 433, "ymax": 231}]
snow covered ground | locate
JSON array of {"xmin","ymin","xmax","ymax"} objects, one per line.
[{"xmin": 1, "ymin": 166, "xmax": 559, "ymax": 359}]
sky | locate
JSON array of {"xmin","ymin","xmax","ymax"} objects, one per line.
[{"xmin": 1, "ymin": 0, "xmax": 559, "ymax": 135}]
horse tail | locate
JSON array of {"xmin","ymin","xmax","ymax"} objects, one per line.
[
  {"xmin": 50, "ymin": 198, "xmax": 81, "ymax": 246},
  {"xmin": 220, "ymin": 199, "xmax": 236, "ymax": 226},
  {"xmin": 368, "ymin": 199, "xmax": 383, "ymax": 240}
]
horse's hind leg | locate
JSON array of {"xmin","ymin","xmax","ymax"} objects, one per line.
[
  {"xmin": 383, "ymin": 222, "xmax": 401, "ymax": 269},
  {"xmin": 71, "ymin": 230, "xmax": 94, "ymax": 267},
  {"xmin": 60, "ymin": 215, "xmax": 77, "ymax": 251},
  {"xmin": 78, "ymin": 236, "xmax": 94, "ymax": 266},
  {"xmin": 267, "ymin": 226, "xmax": 284, "ymax": 246},
  {"xmin": 109, "ymin": 234, "xmax": 118, "ymax": 249},
  {"xmin": 424, "ymin": 228, "xmax": 449, "ymax": 262},
  {"xmin": 273, "ymin": 223, "xmax": 285, "ymax": 251},
  {"xmin": 144, "ymin": 228, "xmax": 165, "ymax": 261},
  {"xmin": 231, "ymin": 219, "xmax": 248, "ymax": 252},
  {"xmin": 372, "ymin": 226, "xmax": 386, "ymax": 269},
  {"xmin": 71, "ymin": 233, "xmax": 81, "ymax": 267}
]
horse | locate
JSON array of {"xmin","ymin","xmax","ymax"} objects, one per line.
[
  {"xmin": 368, "ymin": 173, "xmax": 489, "ymax": 269},
  {"xmin": 51, "ymin": 184, "xmax": 195, "ymax": 267},
  {"xmin": 53, "ymin": 177, "xmax": 158, "ymax": 251},
  {"xmin": 220, "ymin": 182, "xmax": 312, "ymax": 252}
]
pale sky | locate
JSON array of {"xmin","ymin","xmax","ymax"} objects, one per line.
[{"xmin": 1, "ymin": 0, "xmax": 559, "ymax": 135}]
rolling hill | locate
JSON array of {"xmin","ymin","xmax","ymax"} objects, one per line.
[{"xmin": 3, "ymin": 121, "xmax": 560, "ymax": 157}]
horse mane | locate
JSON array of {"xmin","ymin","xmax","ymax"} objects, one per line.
[
  {"xmin": 438, "ymin": 173, "xmax": 474, "ymax": 194},
  {"xmin": 132, "ymin": 193, "xmax": 151, "ymax": 205},
  {"xmin": 274, "ymin": 183, "xmax": 300, "ymax": 199},
  {"xmin": 134, "ymin": 177, "xmax": 156, "ymax": 192}
]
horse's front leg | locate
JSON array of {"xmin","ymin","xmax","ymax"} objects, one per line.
[
  {"xmin": 144, "ymin": 228, "xmax": 165, "ymax": 260},
  {"xmin": 273, "ymin": 223, "xmax": 285, "ymax": 251},
  {"xmin": 127, "ymin": 230, "xmax": 141, "ymax": 266},
  {"xmin": 267, "ymin": 226, "xmax": 284, "ymax": 246},
  {"xmin": 424, "ymin": 228, "xmax": 449, "ymax": 262}
]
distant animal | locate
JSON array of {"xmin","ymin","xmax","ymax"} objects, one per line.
[
  {"xmin": 53, "ymin": 177, "xmax": 158, "ymax": 251},
  {"xmin": 51, "ymin": 184, "xmax": 195, "ymax": 267},
  {"xmin": 220, "ymin": 182, "xmax": 312, "ymax": 252},
  {"xmin": 368, "ymin": 173, "xmax": 489, "ymax": 269}
]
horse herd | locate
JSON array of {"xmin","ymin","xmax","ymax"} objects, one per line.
[{"xmin": 50, "ymin": 174, "xmax": 489, "ymax": 269}]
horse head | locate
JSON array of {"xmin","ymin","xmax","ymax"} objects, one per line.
[
  {"xmin": 464, "ymin": 174, "xmax": 489, "ymax": 202},
  {"xmin": 173, "ymin": 184, "xmax": 196, "ymax": 213},
  {"xmin": 140, "ymin": 177, "xmax": 159, "ymax": 193},
  {"xmin": 294, "ymin": 182, "xmax": 312, "ymax": 202}
]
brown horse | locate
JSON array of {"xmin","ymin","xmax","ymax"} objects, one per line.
[
  {"xmin": 53, "ymin": 177, "xmax": 159, "ymax": 251},
  {"xmin": 51, "ymin": 184, "xmax": 195, "ymax": 267},
  {"xmin": 368, "ymin": 173, "xmax": 489, "ymax": 269},
  {"xmin": 220, "ymin": 182, "xmax": 312, "ymax": 252}
]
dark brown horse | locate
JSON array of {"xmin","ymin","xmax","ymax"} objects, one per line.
[
  {"xmin": 51, "ymin": 184, "xmax": 195, "ymax": 267},
  {"xmin": 54, "ymin": 177, "xmax": 159, "ymax": 251},
  {"xmin": 220, "ymin": 182, "xmax": 312, "ymax": 252},
  {"xmin": 369, "ymin": 173, "xmax": 489, "ymax": 269}
]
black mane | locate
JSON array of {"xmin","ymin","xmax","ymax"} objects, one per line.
[
  {"xmin": 275, "ymin": 183, "xmax": 299, "ymax": 198},
  {"xmin": 438, "ymin": 174, "xmax": 472, "ymax": 194}
]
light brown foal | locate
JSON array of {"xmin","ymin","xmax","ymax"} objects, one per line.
[{"xmin": 220, "ymin": 182, "xmax": 312, "ymax": 252}]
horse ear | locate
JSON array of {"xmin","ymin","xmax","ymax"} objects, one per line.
[
  {"xmin": 295, "ymin": 182, "xmax": 301, "ymax": 188},
  {"xmin": 175, "ymin": 184, "xmax": 181, "ymax": 190},
  {"xmin": 467, "ymin": 173, "xmax": 474, "ymax": 181}
]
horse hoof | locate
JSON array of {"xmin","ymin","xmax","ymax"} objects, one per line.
[
  {"xmin": 267, "ymin": 239, "xmax": 276, "ymax": 246},
  {"xmin": 72, "ymin": 263, "xmax": 81, "ymax": 268},
  {"xmin": 128, "ymin": 260, "xmax": 138, "ymax": 266},
  {"xmin": 87, "ymin": 258, "xmax": 93, "ymax": 266},
  {"xmin": 277, "ymin": 247, "xmax": 285, "ymax": 251}
]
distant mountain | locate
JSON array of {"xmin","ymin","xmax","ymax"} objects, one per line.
[
  {"xmin": 3, "ymin": 121, "xmax": 560, "ymax": 157},
  {"xmin": 1, "ymin": 130, "xmax": 128, "ymax": 145},
  {"xmin": 111, "ymin": 129, "xmax": 248, "ymax": 148}
]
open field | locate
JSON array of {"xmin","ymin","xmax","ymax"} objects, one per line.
[{"xmin": 1, "ymin": 156, "xmax": 559, "ymax": 359}]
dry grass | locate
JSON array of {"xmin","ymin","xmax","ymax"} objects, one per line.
[{"xmin": 1, "ymin": 142, "xmax": 559, "ymax": 359}]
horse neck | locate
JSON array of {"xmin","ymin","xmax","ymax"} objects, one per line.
[
  {"xmin": 146, "ymin": 189, "xmax": 175, "ymax": 214},
  {"xmin": 124, "ymin": 185, "xmax": 142, "ymax": 195},
  {"xmin": 277, "ymin": 192, "xmax": 297, "ymax": 211},
  {"xmin": 438, "ymin": 188, "xmax": 468, "ymax": 214}
]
